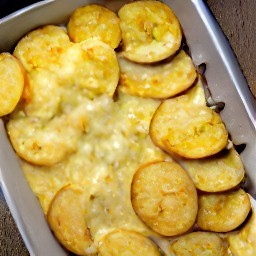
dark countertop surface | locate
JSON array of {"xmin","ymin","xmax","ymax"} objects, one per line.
[{"xmin": 0, "ymin": 0, "xmax": 255, "ymax": 255}]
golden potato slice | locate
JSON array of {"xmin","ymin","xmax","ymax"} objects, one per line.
[
  {"xmin": 13, "ymin": 25, "xmax": 70, "ymax": 72},
  {"xmin": 22, "ymin": 69, "xmax": 61, "ymax": 120},
  {"xmin": 67, "ymin": 4, "xmax": 121, "ymax": 49},
  {"xmin": 47, "ymin": 184, "xmax": 96, "ymax": 255},
  {"xmin": 228, "ymin": 198, "xmax": 256, "ymax": 256},
  {"xmin": 170, "ymin": 231, "xmax": 229, "ymax": 256},
  {"xmin": 118, "ymin": 50, "xmax": 197, "ymax": 99},
  {"xmin": 0, "ymin": 53, "xmax": 25, "ymax": 116},
  {"xmin": 7, "ymin": 115, "xmax": 80, "ymax": 166},
  {"xmin": 197, "ymin": 189, "xmax": 251, "ymax": 232},
  {"xmin": 131, "ymin": 161, "xmax": 198, "ymax": 236},
  {"xmin": 118, "ymin": 0, "xmax": 182, "ymax": 63},
  {"xmin": 185, "ymin": 75, "xmax": 206, "ymax": 106},
  {"xmin": 98, "ymin": 229, "xmax": 161, "ymax": 256},
  {"xmin": 183, "ymin": 147, "xmax": 245, "ymax": 192},
  {"xmin": 59, "ymin": 39, "xmax": 119, "ymax": 98},
  {"xmin": 149, "ymin": 95, "xmax": 228, "ymax": 158}
]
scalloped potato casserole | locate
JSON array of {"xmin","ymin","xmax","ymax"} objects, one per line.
[{"xmin": 1, "ymin": 1, "xmax": 255, "ymax": 255}]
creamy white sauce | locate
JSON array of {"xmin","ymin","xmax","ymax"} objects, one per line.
[{"xmin": 22, "ymin": 91, "xmax": 171, "ymax": 242}]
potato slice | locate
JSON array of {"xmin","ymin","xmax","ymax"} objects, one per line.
[
  {"xmin": 98, "ymin": 229, "xmax": 161, "ymax": 256},
  {"xmin": 228, "ymin": 197, "xmax": 256, "ymax": 256},
  {"xmin": 185, "ymin": 75, "xmax": 206, "ymax": 106},
  {"xmin": 196, "ymin": 189, "xmax": 251, "ymax": 232},
  {"xmin": 150, "ymin": 95, "xmax": 228, "ymax": 158},
  {"xmin": 183, "ymin": 147, "xmax": 245, "ymax": 192},
  {"xmin": 0, "ymin": 53, "xmax": 25, "ymax": 116},
  {"xmin": 131, "ymin": 161, "xmax": 198, "ymax": 236},
  {"xmin": 22, "ymin": 69, "xmax": 61, "ymax": 120},
  {"xmin": 118, "ymin": 50, "xmax": 197, "ymax": 99},
  {"xmin": 67, "ymin": 4, "xmax": 121, "ymax": 49},
  {"xmin": 59, "ymin": 39, "xmax": 119, "ymax": 98},
  {"xmin": 170, "ymin": 231, "xmax": 229, "ymax": 256},
  {"xmin": 118, "ymin": 1, "xmax": 182, "ymax": 63},
  {"xmin": 13, "ymin": 25, "xmax": 70, "ymax": 72},
  {"xmin": 7, "ymin": 114, "xmax": 80, "ymax": 166},
  {"xmin": 47, "ymin": 184, "xmax": 96, "ymax": 255}
]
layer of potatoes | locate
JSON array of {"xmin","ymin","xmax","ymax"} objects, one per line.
[{"xmin": 0, "ymin": 1, "xmax": 254, "ymax": 255}]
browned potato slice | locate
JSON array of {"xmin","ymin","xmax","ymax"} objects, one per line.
[
  {"xmin": 60, "ymin": 39, "xmax": 119, "ymax": 98},
  {"xmin": 98, "ymin": 229, "xmax": 161, "ymax": 256},
  {"xmin": 22, "ymin": 69, "xmax": 61, "ymax": 120},
  {"xmin": 197, "ymin": 189, "xmax": 251, "ymax": 232},
  {"xmin": 131, "ymin": 161, "xmax": 198, "ymax": 236},
  {"xmin": 170, "ymin": 232, "xmax": 229, "ymax": 256},
  {"xmin": 7, "ymin": 115, "xmax": 80, "ymax": 166},
  {"xmin": 67, "ymin": 4, "xmax": 121, "ymax": 49},
  {"xmin": 228, "ymin": 197, "xmax": 256, "ymax": 256},
  {"xmin": 0, "ymin": 53, "xmax": 25, "ymax": 116},
  {"xmin": 118, "ymin": 50, "xmax": 197, "ymax": 99},
  {"xmin": 118, "ymin": 1, "xmax": 182, "ymax": 63},
  {"xmin": 47, "ymin": 184, "xmax": 96, "ymax": 255},
  {"xmin": 13, "ymin": 25, "xmax": 70, "ymax": 72},
  {"xmin": 150, "ymin": 95, "xmax": 228, "ymax": 158},
  {"xmin": 183, "ymin": 147, "xmax": 245, "ymax": 192}
]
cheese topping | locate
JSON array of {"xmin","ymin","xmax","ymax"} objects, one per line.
[{"xmin": 21, "ymin": 91, "xmax": 171, "ymax": 241}]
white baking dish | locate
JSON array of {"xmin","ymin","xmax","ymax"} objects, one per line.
[{"xmin": 0, "ymin": 0, "xmax": 255, "ymax": 255}]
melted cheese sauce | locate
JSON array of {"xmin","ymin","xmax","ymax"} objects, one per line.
[{"xmin": 21, "ymin": 91, "xmax": 171, "ymax": 242}]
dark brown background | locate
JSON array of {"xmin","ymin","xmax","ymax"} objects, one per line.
[
  {"xmin": 0, "ymin": 0, "xmax": 255, "ymax": 255},
  {"xmin": 206, "ymin": 0, "xmax": 256, "ymax": 98}
]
